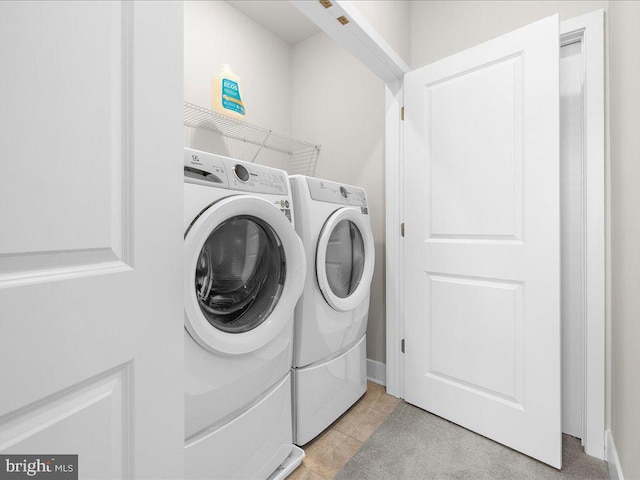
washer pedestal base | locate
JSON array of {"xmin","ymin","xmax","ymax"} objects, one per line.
[{"xmin": 185, "ymin": 374, "xmax": 294, "ymax": 480}]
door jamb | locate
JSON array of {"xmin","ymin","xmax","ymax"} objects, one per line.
[
  {"xmin": 558, "ymin": 10, "xmax": 606, "ymax": 459},
  {"xmin": 385, "ymin": 79, "xmax": 404, "ymax": 397},
  {"xmin": 289, "ymin": 1, "xmax": 605, "ymax": 461}
]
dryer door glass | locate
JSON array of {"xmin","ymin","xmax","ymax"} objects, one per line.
[
  {"xmin": 195, "ymin": 215, "xmax": 286, "ymax": 333},
  {"xmin": 325, "ymin": 220, "xmax": 365, "ymax": 298}
]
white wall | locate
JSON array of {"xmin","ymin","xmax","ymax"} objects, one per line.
[
  {"xmin": 410, "ymin": 1, "xmax": 608, "ymax": 68},
  {"xmin": 609, "ymin": 2, "xmax": 640, "ymax": 478},
  {"xmin": 184, "ymin": 0, "xmax": 291, "ymax": 131},
  {"xmin": 350, "ymin": 1, "xmax": 411, "ymax": 67},
  {"xmin": 184, "ymin": 1, "xmax": 292, "ymax": 169},
  {"xmin": 291, "ymin": 32, "xmax": 387, "ymax": 363}
]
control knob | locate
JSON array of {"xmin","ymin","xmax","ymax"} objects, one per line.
[{"xmin": 234, "ymin": 164, "xmax": 250, "ymax": 182}]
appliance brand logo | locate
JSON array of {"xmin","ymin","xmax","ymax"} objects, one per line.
[
  {"xmin": 1, "ymin": 456, "xmax": 77, "ymax": 480},
  {"xmin": 222, "ymin": 80, "xmax": 238, "ymax": 91}
]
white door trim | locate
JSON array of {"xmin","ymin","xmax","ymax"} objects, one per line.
[
  {"xmin": 290, "ymin": 1, "xmax": 605, "ymax": 460},
  {"xmin": 385, "ymin": 79, "xmax": 404, "ymax": 397},
  {"xmin": 290, "ymin": 0, "xmax": 410, "ymax": 84},
  {"xmin": 559, "ymin": 10, "xmax": 606, "ymax": 459}
]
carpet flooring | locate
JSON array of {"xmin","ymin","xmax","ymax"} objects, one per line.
[{"xmin": 335, "ymin": 402, "xmax": 609, "ymax": 480}]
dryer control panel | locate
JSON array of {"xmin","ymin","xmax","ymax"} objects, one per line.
[
  {"xmin": 184, "ymin": 148, "xmax": 288, "ymax": 196},
  {"xmin": 306, "ymin": 177, "xmax": 367, "ymax": 207}
]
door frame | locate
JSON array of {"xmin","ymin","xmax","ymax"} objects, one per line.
[
  {"xmin": 290, "ymin": 1, "xmax": 605, "ymax": 460},
  {"xmin": 556, "ymin": 10, "xmax": 606, "ymax": 459}
]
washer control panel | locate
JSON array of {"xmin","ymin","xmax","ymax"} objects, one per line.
[
  {"xmin": 224, "ymin": 157, "xmax": 288, "ymax": 195},
  {"xmin": 306, "ymin": 177, "xmax": 367, "ymax": 207},
  {"xmin": 184, "ymin": 148, "xmax": 288, "ymax": 195}
]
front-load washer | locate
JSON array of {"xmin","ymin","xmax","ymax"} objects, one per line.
[
  {"xmin": 184, "ymin": 148, "xmax": 306, "ymax": 480},
  {"xmin": 289, "ymin": 175, "xmax": 375, "ymax": 445}
]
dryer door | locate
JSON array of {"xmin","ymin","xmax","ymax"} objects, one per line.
[
  {"xmin": 184, "ymin": 195, "xmax": 305, "ymax": 355},
  {"xmin": 316, "ymin": 207, "xmax": 375, "ymax": 312}
]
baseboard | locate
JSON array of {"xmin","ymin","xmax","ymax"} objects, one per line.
[
  {"xmin": 366, "ymin": 359, "xmax": 386, "ymax": 386},
  {"xmin": 606, "ymin": 430, "xmax": 624, "ymax": 480}
]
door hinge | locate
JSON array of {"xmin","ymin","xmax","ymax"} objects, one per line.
[
  {"xmin": 401, "ymin": 223, "xmax": 405, "ymax": 237},
  {"xmin": 401, "ymin": 338, "xmax": 405, "ymax": 353},
  {"xmin": 401, "ymin": 106, "xmax": 405, "ymax": 121}
]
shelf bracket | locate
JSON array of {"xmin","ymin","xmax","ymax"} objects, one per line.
[{"xmin": 251, "ymin": 130, "xmax": 273, "ymax": 163}]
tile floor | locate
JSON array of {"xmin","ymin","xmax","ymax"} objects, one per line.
[{"xmin": 288, "ymin": 382, "xmax": 400, "ymax": 480}]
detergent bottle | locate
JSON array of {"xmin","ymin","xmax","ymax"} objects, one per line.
[{"xmin": 211, "ymin": 64, "xmax": 246, "ymax": 119}]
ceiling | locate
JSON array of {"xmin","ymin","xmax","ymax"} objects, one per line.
[{"xmin": 227, "ymin": 1, "xmax": 321, "ymax": 45}]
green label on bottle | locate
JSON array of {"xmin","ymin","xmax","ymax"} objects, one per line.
[{"xmin": 221, "ymin": 78, "xmax": 245, "ymax": 115}]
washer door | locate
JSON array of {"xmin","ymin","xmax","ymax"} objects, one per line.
[
  {"xmin": 184, "ymin": 195, "xmax": 305, "ymax": 355},
  {"xmin": 316, "ymin": 207, "xmax": 375, "ymax": 312}
]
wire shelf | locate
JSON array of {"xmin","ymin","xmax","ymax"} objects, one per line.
[{"xmin": 184, "ymin": 102, "xmax": 321, "ymax": 176}]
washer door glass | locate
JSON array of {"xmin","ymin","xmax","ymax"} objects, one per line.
[
  {"xmin": 195, "ymin": 215, "xmax": 285, "ymax": 333},
  {"xmin": 325, "ymin": 220, "xmax": 365, "ymax": 299}
]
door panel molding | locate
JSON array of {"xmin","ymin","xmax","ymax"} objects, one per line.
[
  {"xmin": 0, "ymin": 1, "xmax": 134, "ymax": 289},
  {"xmin": 0, "ymin": 250, "xmax": 130, "ymax": 289},
  {"xmin": 425, "ymin": 272, "xmax": 525, "ymax": 406},
  {"xmin": 0, "ymin": 362, "xmax": 134, "ymax": 478},
  {"xmin": 119, "ymin": 1, "xmax": 135, "ymax": 270},
  {"xmin": 426, "ymin": 54, "xmax": 524, "ymax": 241}
]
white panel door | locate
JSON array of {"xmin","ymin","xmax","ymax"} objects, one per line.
[
  {"xmin": 403, "ymin": 15, "xmax": 561, "ymax": 467},
  {"xmin": 0, "ymin": 2, "xmax": 184, "ymax": 478}
]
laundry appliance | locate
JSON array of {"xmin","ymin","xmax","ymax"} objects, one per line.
[
  {"xmin": 289, "ymin": 175, "xmax": 375, "ymax": 445},
  {"xmin": 183, "ymin": 148, "xmax": 305, "ymax": 479}
]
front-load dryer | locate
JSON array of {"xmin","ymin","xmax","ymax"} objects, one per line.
[
  {"xmin": 289, "ymin": 175, "xmax": 375, "ymax": 445},
  {"xmin": 184, "ymin": 148, "xmax": 306, "ymax": 480}
]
